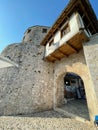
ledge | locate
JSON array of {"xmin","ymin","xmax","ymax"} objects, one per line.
[{"xmin": 0, "ymin": 55, "xmax": 18, "ymax": 68}]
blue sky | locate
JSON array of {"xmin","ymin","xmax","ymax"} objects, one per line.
[{"xmin": 0, "ymin": 0, "xmax": 98, "ymax": 53}]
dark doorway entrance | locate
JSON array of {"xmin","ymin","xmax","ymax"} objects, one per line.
[
  {"xmin": 64, "ymin": 72, "xmax": 86, "ymax": 100},
  {"xmin": 60, "ymin": 72, "xmax": 90, "ymax": 120}
]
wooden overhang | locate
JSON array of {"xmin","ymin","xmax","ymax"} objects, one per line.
[
  {"xmin": 41, "ymin": 0, "xmax": 98, "ymax": 46},
  {"xmin": 45, "ymin": 31, "xmax": 89, "ymax": 62}
]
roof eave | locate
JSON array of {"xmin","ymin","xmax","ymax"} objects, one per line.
[{"xmin": 41, "ymin": 0, "xmax": 98, "ymax": 46}]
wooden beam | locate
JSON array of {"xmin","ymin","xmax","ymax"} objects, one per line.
[
  {"xmin": 46, "ymin": 58, "xmax": 55, "ymax": 63},
  {"xmin": 87, "ymin": 23, "xmax": 91, "ymax": 28},
  {"xmin": 79, "ymin": 1, "xmax": 96, "ymax": 33},
  {"xmin": 66, "ymin": 42, "xmax": 78, "ymax": 52},
  {"xmin": 45, "ymin": 55, "xmax": 57, "ymax": 62},
  {"xmin": 58, "ymin": 49, "xmax": 68, "ymax": 57},
  {"xmin": 81, "ymin": 14, "xmax": 85, "ymax": 19},
  {"xmin": 51, "ymin": 55, "xmax": 60, "ymax": 60}
]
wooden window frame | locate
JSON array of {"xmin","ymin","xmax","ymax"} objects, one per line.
[
  {"xmin": 61, "ymin": 23, "xmax": 70, "ymax": 38},
  {"xmin": 49, "ymin": 39, "xmax": 54, "ymax": 46},
  {"xmin": 42, "ymin": 28, "xmax": 47, "ymax": 33}
]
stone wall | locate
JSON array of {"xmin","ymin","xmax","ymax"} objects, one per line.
[
  {"xmin": 83, "ymin": 34, "xmax": 98, "ymax": 121},
  {"xmin": 54, "ymin": 50, "xmax": 86, "ymax": 105},
  {"xmin": 0, "ymin": 25, "xmax": 97, "ymax": 122},
  {"xmin": 23, "ymin": 26, "xmax": 50, "ymax": 45},
  {"xmin": 53, "ymin": 49, "xmax": 98, "ymax": 121},
  {"xmin": 0, "ymin": 26, "xmax": 54, "ymax": 116}
]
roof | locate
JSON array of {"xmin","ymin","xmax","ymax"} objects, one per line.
[{"xmin": 41, "ymin": 0, "xmax": 98, "ymax": 46}]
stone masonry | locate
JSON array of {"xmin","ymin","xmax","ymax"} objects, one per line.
[
  {"xmin": 0, "ymin": 25, "xmax": 98, "ymax": 123},
  {"xmin": 83, "ymin": 34, "xmax": 98, "ymax": 121},
  {"xmin": 53, "ymin": 34, "xmax": 98, "ymax": 122},
  {"xmin": 0, "ymin": 26, "xmax": 54, "ymax": 115}
]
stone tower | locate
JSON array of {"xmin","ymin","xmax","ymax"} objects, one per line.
[{"xmin": 0, "ymin": 26, "xmax": 54, "ymax": 115}]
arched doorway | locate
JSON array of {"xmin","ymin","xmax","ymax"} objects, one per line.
[
  {"xmin": 54, "ymin": 71, "xmax": 90, "ymax": 121},
  {"xmin": 53, "ymin": 50, "xmax": 98, "ymax": 122},
  {"xmin": 64, "ymin": 72, "xmax": 86, "ymax": 100}
]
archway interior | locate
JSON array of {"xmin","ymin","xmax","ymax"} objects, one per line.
[
  {"xmin": 62, "ymin": 72, "xmax": 90, "ymax": 120},
  {"xmin": 64, "ymin": 72, "xmax": 86, "ymax": 100}
]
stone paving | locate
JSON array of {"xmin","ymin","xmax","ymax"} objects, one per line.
[
  {"xmin": 0, "ymin": 110, "xmax": 94, "ymax": 130},
  {"xmin": 61, "ymin": 99, "xmax": 90, "ymax": 120}
]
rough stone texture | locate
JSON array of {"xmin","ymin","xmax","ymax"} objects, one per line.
[
  {"xmin": 83, "ymin": 34, "xmax": 98, "ymax": 95},
  {"xmin": 83, "ymin": 33, "xmax": 98, "ymax": 121},
  {"xmin": 0, "ymin": 26, "xmax": 54, "ymax": 116},
  {"xmin": 53, "ymin": 49, "xmax": 98, "ymax": 122},
  {"xmin": 54, "ymin": 50, "xmax": 88, "ymax": 105},
  {"xmin": 0, "ymin": 25, "xmax": 98, "ymax": 125},
  {"xmin": 22, "ymin": 25, "xmax": 50, "ymax": 44},
  {"xmin": 0, "ymin": 110, "xmax": 94, "ymax": 130}
]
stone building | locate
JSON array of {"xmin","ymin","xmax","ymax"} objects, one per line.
[
  {"xmin": 0, "ymin": 55, "xmax": 18, "ymax": 68},
  {"xmin": 0, "ymin": 0, "xmax": 98, "ymax": 124}
]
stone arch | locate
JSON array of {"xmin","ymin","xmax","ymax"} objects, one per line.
[
  {"xmin": 53, "ymin": 50, "xmax": 98, "ymax": 121},
  {"xmin": 53, "ymin": 62, "xmax": 90, "ymax": 107},
  {"xmin": 54, "ymin": 71, "xmax": 66, "ymax": 107}
]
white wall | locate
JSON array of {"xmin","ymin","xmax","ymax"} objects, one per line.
[
  {"xmin": 60, "ymin": 13, "xmax": 79, "ymax": 46},
  {"xmin": 45, "ymin": 12, "xmax": 80, "ymax": 57},
  {"xmin": 45, "ymin": 12, "xmax": 90, "ymax": 57},
  {"xmin": 54, "ymin": 31, "xmax": 61, "ymax": 43}
]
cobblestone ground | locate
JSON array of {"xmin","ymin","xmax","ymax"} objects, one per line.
[
  {"xmin": 0, "ymin": 110, "xmax": 94, "ymax": 130},
  {"xmin": 61, "ymin": 99, "xmax": 90, "ymax": 120}
]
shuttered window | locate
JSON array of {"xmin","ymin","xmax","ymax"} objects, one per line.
[{"xmin": 61, "ymin": 23, "xmax": 70, "ymax": 38}]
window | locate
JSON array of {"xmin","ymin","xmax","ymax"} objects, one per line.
[
  {"xmin": 29, "ymin": 39, "xmax": 32, "ymax": 42},
  {"xmin": 27, "ymin": 29, "xmax": 31, "ymax": 33},
  {"xmin": 49, "ymin": 39, "xmax": 54, "ymax": 46},
  {"xmin": 42, "ymin": 28, "xmax": 47, "ymax": 33},
  {"xmin": 61, "ymin": 23, "xmax": 70, "ymax": 38}
]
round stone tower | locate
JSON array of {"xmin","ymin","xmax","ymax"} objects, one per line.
[
  {"xmin": 0, "ymin": 26, "xmax": 54, "ymax": 116},
  {"xmin": 22, "ymin": 25, "xmax": 50, "ymax": 45}
]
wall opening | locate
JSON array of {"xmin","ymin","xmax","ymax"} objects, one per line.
[
  {"xmin": 64, "ymin": 72, "xmax": 86, "ymax": 100},
  {"xmin": 54, "ymin": 71, "xmax": 90, "ymax": 121},
  {"xmin": 27, "ymin": 29, "xmax": 31, "ymax": 33},
  {"xmin": 62, "ymin": 72, "xmax": 90, "ymax": 120},
  {"xmin": 42, "ymin": 28, "xmax": 47, "ymax": 33}
]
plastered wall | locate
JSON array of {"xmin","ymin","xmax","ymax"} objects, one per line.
[{"xmin": 54, "ymin": 49, "xmax": 98, "ymax": 121}]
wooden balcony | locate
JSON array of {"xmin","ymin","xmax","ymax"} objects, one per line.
[{"xmin": 45, "ymin": 30, "xmax": 89, "ymax": 62}]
